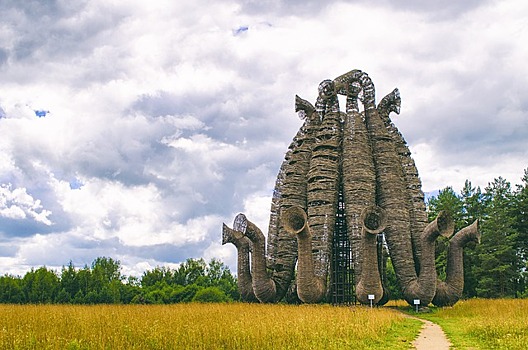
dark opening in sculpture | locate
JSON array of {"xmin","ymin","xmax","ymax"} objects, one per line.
[{"xmin": 222, "ymin": 69, "xmax": 480, "ymax": 307}]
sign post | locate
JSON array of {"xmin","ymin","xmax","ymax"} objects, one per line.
[
  {"xmin": 368, "ymin": 294, "xmax": 375, "ymax": 308},
  {"xmin": 413, "ymin": 299, "xmax": 420, "ymax": 312}
]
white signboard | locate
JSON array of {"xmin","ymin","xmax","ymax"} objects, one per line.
[
  {"xmin": 368, "ymin": 294, "xmax": 375, "ymax": 300},
  {"xmin": 413, "ymin": 299, "xmax": 420, "ymax": 305}
]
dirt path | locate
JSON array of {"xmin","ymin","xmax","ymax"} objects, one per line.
[{"xmin": 411, "ymin": 317, "xmax": 452, "ymax": 350}]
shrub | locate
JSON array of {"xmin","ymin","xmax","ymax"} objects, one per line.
[
  {"xmin": 172, "ymin": 284, "xmax": 201, "ymax": 303},
  {"xmin": 192, "ymin": 286, "xmax": 229, "ymax": 303}
]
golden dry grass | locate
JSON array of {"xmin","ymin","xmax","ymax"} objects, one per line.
[{"xmin": 0, "ymin": 303, "xmax": 421, "ymax": 349}]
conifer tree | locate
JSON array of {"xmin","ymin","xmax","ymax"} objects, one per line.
[
  {"xmin": 513, "ymin": 168, "xmax": 528, "ymax": 295},
  {"xmin": 459, "ymin": 180, "xmax": 484, "ymax": 297},
  {"xmin": 475, "ymin": 177, "xmax": 519, "ymax": 297}
]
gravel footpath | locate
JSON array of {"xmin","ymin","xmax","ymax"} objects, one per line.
[{"xmin": 411, "ymin": 317, "xmax": 452, "ymax": 350}]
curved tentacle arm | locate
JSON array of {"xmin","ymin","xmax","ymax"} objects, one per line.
[
  {"xmin": 266, "ymin": 94, "xmax": 320, "ymax": 301},
  {"xmin": 295, "ymin": 95, "xmax": 316, "ymax": 120},
  {"xmin": 282, "ymin": 206, "xmax": 325, "ymax": 303},
  {"xmin": 341, "ymin": 104, "xmax": 377, "ymax": 291},
  {"xmin": 355, "ymin": 206, "xmax": 386, "ymax": 305},
  {"xmin": 347, "ymin": 70, "xmax": 422, "ymax": 304},
  {"xmin": 423, "ymin": 211, "xmax": 455, "ymax": 242},
  {"xmin": 401, "ymin": 211, "xmax": 455, "ymax": 304},
  {"xmin": 377, "ymin": 88, "xmax": 428, "ymax": 276},
  {"xmin": 341, "ymin": 69, "xmax": 445, "ymax": 306},
  {"xmin": 377, "ymin": 88, "xmax": 401, "ymax": 117},
  {"xmin": 234, "ymin": 213, "xmax": 277, "ymax": 303},
  {"xmin": 376, "ymin": 234, "xmax": 391, "ymax": 306},
  {"xmin": 222, "ymin": 224, "xmax": 257, "ymax": 302},
  {"xmin": 306, "ymin": 82, "xmax": 342, "ymax": 298},
  {"xmin": 433, "ymin": 220, "xmax": 480, "ymax": 307},
  {"xmin": 334, "ymin": 69, "xmax": 376, "ymax": 107},
  {"xmin": 314, "ymin": 79, "xmax": 340, "ymax": 119}
]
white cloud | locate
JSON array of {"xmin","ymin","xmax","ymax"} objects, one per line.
[
  {"xmin": 240, "ymin": 191, "xmax": 272, "ymax": 233},
  {"xmin": 0, "ymin": 184, "xmax": 52, "ymax": 225},
  {"xmin": 0, "ymin": 0, "xmax": 527, "ymax": 277}
]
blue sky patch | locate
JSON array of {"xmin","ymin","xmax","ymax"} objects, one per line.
[
  {"xmin": 34, "ymin": 110, "xmax": 49, "ymax": 118},
  {"xmin": 69, "ymin": 178, "xmax": 84, "ymax": 190},
  {"xmin": 233, "ymin": 25, "xmax": 249, "ymax": 35}
]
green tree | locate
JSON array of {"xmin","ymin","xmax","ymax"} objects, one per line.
[
  {"xmin": 427, "ymin": 186, "xmax": 464, "ymax": 227},
  {"xmin": 385, "ymin": 258, "xmax": 403, "ymax": 300},
  {"xmin": 56, "ymin": 288, "xmax": 72, "ymax": 303},
  {"xmin": 90, "ymin": 257, "xmax": 123, "ymax": 303},
  {"xmin": 0, "ymin": 256, "xmax": 238, "ymax": 304},
  {"xmin": 22, "ymin": 267, "xmax": 59, "ymax": 303},
  {"xmin": 59, "ymin": 261, "xmax": 79, "ymax": 302},
  {"xmin": 206, "ymin": 259, "xmax": 238, "ymax": 300},
  {"xmin": 73, "ymin": 290, "xmax": 85, "ymax": 304},
  {"xmin": 76, "ymin": 266, "xmax": 91, "ymax": 300},
  {"xmin": 513, "ymin": 168, "xmax": 528, "ymax": 295},
  {"xmin": 91, "ymin": 257, "xmax": 122, "ymax": 285},
  {"xmin": 513, "ymin": 170, "xmax": 528, "ymax": 261},
  {"xmin": 171, "ymin": 284, "xmax": 202, "ymax": 303},
  {"xmin": 121, "ymin": 276, "xmax": 141, "ymax": 304},
  {"xmin": 174, "ymin": 258, "xmax": 207, "ymax": 286},
  {"xmin": 141, "ymin": 281, "xmax": 177, "ymax": 304},
  {"xmin": 475, "ymin": 177, "xmax": 520, "ymax": 297},
  {"xmin": 0, "ymin": 274, "xmax": 24, "ymax": 303},
  {"xmin": 459, "ymin": 180, "xmax": 484, "ymax": 298},
  {"xmin": 141, "ymin": 266, "xmax": 173, "ymax": 288},
  {"xmin": 461, "ymin": 180, "xmax": 485, "ymax": 226}
]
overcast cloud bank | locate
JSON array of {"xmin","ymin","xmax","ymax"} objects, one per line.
[{"xmin": 1, "ymin": 0, "xmax": 527, "ymax": 276}]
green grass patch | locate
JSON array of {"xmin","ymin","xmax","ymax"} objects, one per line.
[{"xmin": 401, "ymin": 298, "xmax": 528, "ymax": 349}]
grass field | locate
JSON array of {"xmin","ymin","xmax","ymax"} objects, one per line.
[
  {"xmin": 0, "ymin": 303, "xmax": 421, "ymax": 349},
  {"xmin": 409, "ymin": 299, "xmax": 528, "ymax": 350}
]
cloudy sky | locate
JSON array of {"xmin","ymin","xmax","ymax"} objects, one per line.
[{"xmin": 1, "ymin": 0, "xmax": 527, "ymax": 277}]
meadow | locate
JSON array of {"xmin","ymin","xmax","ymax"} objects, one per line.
[
  {"xmin": 3, "ymin": 299, "xmax": 526, "ymax": 349},
  {"xmin": 0, "ymin": 303, "xmax": 420, "ymax": 349},
  {"xmin": 415, "ymin": 298, "xmax": 528, "ymax": 350}
]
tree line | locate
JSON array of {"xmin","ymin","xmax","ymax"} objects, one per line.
[
  {"xmin": 0, "ymin": 257, "xmax": 239, "ymax": 304},
  {"xmin": 1, "ymin": 168, "xmax": 527, "ymax": 304},
  {"xmin": 424, "ymin": 168, "xmax": 528, "ymax": 299}
]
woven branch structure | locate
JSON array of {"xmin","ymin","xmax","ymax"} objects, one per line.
[{"xmin": 222, "ymin": 69, "xmax": 480, "ymax": 307}]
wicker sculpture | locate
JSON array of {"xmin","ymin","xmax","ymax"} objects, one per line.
[{"xmin": 222, "ymin": 69, "xmax": 480, "ymax": 307}]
